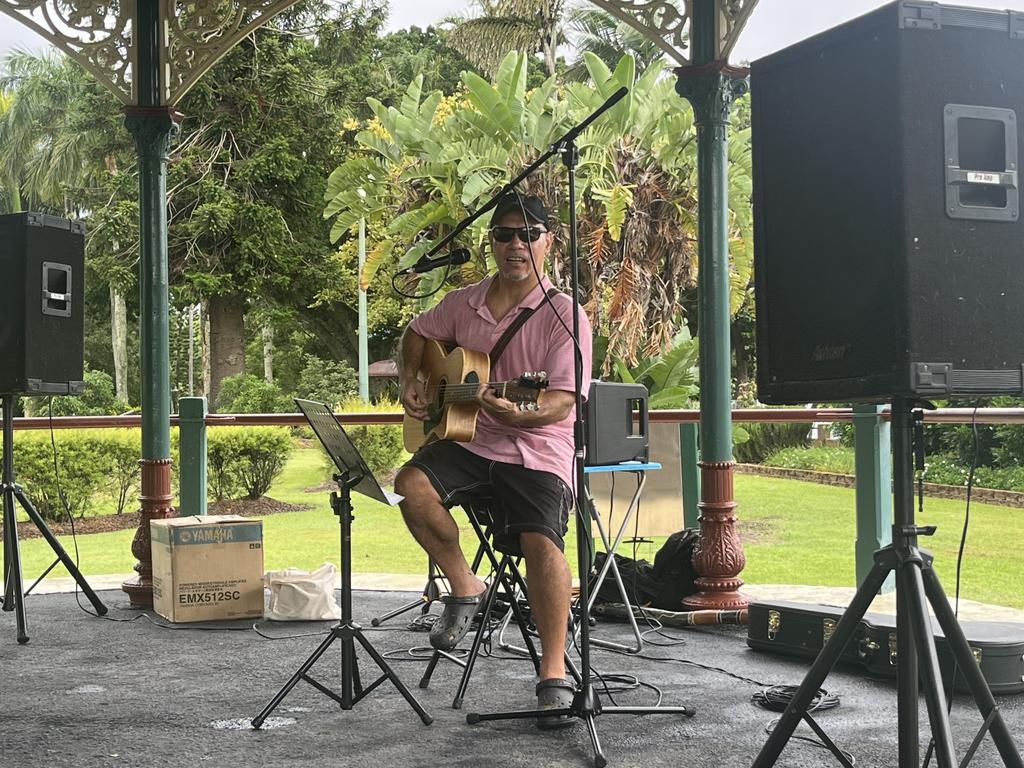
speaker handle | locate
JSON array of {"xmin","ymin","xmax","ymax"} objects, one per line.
[{"xmin": 944, "ymin": 103, "xmax": 1019, "ymax": 222}]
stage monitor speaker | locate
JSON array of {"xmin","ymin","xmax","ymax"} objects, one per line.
[
  {"xmin": 752, "ymin": 1, "xmax": 1024, "ymax": 404},
  {"xmin": 585, "ymin": 381, "xmax": 649, "ymax": 466},
  {"xmin": 0, "ymin": 212, "xmax": 86, "ymax": 395}
]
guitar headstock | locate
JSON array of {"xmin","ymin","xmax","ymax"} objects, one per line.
[{"xmin": 506, "ymin": 371, "xmax": 548, "ymax": 412}]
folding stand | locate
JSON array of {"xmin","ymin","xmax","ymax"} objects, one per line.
[
  {"xmin": 752, "ymin": 399, "xmax": 1022, "ymax": 768},
  {"xmin": 252, "ymin": 399, "xmax": 432, "ymax": 728},
  {"xmin": 577, "ymin": 462, "xmax": 661, "ymax": 654},
  {"xmin": 1, "ymin": 393, "xmax": 106, "ymax": 643}
]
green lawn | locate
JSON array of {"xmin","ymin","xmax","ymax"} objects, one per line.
[{"xmin": 13, "ymin": 446, "xmax": 1024, "ymax": 610}]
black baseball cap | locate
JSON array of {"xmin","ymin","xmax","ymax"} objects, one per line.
[{"xmin": 489, "ymin": 193, "xmax": 550, "ymax": 229}]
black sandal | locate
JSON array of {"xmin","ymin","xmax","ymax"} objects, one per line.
[
  {"xmin": 429, "ymin": 588, "xmax": 487, "ymax": 651},
  {"xmin": 536, "ymin": 677, "xmax": 576, "ymax": 730}
]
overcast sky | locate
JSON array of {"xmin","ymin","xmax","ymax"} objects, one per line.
[{"xmin": 4, "ymin": 1, "xmax": 1024, "ymax": 69}]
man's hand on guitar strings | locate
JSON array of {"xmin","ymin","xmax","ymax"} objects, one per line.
[{"xmin": 402, "ymin": 378, "xmax": 430, "ymax": 422}]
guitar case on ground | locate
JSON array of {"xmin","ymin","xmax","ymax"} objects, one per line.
[{"xmin": 747, "ymin": 600, "xmax": 1024, "ymax": 695}]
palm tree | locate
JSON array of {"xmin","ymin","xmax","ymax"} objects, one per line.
[
  {"xmin": 0, "ymin": 90, "xmax": 22, "ymax": 212},
  {"xmin": 447, "ymin": 0, "xmax": 565, "ymax": 77},
  {"xmin": 564, "ymin": 5, "xmax": 670, "ymax": 80},
  {"xmin": 0, "ymin": 50, "xmax": 94, "ymax": 211}
]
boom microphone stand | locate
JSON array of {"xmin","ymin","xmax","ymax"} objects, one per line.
[
  {"xmin": 1, "ymin": 393, "xmax": 107, "ymax": 643},
  {"xmin": 752, "ymin": 398, "xmax": 1022, "ymax": 768},
  {"xmin": 425, "ymin": 89, "xmax": 695, "ymax": 768}
]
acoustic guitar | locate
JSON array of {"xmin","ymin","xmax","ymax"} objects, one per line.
[{"xmin": 403, "ymin": 339, "xmax": 548, "ymax": 452}]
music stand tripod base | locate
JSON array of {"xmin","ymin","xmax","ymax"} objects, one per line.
[
  {"xmin": 751, "ymin": 399, "xmax": 1023, "ymax": 768},
  {"xmin": 251, "ymin": 400, "xmax": 432, "ymax": 729}
]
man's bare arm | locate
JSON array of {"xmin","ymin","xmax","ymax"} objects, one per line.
[
  {"xmin": 477, "ymin": 388, "xmax": 575, "ymax": 428},
  {"xmin": 399, "ymin": 327, "xmax": 429, "ymax": 421}
]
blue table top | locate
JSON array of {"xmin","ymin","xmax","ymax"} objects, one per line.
[{"xmin": 583, "ymin": 461, "xmax": 661, "ymax": 474}]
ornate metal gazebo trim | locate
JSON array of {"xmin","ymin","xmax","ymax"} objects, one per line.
[{"xmin": 0, "ymin": 0, "xmax": 301, "ymax": 106}]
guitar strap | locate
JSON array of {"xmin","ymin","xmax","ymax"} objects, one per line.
[{"xmin": 489, "ymin": 288, "xmax": 560, "ymax": 367}]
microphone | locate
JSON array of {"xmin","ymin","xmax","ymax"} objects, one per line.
[{"xmin": 399, "ymin": 248, "xmax": 471, "ymax": 275}]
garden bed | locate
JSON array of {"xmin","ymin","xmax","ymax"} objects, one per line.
[
  {"xmin": 736, "ymin": 463, "xmax": 1024, "ymax": 509},
  {"xmin": 1, "ymin": 496, "xmax": 311, "ymax": 542}
]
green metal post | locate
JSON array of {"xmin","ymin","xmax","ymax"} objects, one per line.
[
  {"xmin": 122, "ymin": 0, "xmax": 179, "ymax": 607},
  {"xmin": 178, "ymin": 397, "xmax": 208, "ymax": 516},
  {"xmin": 675, "ymin": 0, "xmax": 748, "ymax": 609},
  {"xmin": 358, "ymin": 216, "xmax": 369, "ymax": 402},
  {"xmin": 853, "ymin": 404, "xmax": 894, "ymax": 593},
  {"xmin": 680, "ymin": 423, "xmax": 701, "ymax": 529}
]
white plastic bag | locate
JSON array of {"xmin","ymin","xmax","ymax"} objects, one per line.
[{"xmin": 264, "ymin": 563, "xmax": 341, "ymax": 621}]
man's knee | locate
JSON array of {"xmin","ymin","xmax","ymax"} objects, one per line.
[
  {"xmin": 520, "ymin": 532, "xmax": 566, "ymax": 563},
  {"xmin": 395, "ymin": 465, "xmax": 441, "ymax": 509}
]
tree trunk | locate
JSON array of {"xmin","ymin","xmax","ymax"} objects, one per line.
[
  {"xmin": 110, "ymin": 285, "xmax": 129, "ymax": 402},
  {"xmin": 208, "ymin": 293, "xmax": 246, "ymax": 411},
  {"xmin": 262, "ymin": 323, "xmax": 274, "ymax": 383}
]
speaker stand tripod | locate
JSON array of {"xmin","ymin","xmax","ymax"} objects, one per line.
[
  {"xmin": 1, "ymin": 393, "xmax": 107, "ymax": 643},
  {"xmin": 752, "ymin": 398, "xmax": 1022, "ymax": 768},
  {"xmin": 252, "ymin": 470, "xmax": 432, "ymax": 727}
]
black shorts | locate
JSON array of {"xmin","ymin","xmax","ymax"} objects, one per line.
[{"xmin": 404, "ymin": 441, "xmax": 572, "ymax": 554}]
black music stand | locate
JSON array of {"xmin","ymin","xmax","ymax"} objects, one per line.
[
  {"xmin": 251, "ymin": 399, "xmax": 432, "ymax": 727},
  {"xmin": 752, "ymin": 398, "xmax": 1022, "ymax": 768},
  {"xmin": 2, "ymin": 393, "xmax": 107, "ymax": 643}
]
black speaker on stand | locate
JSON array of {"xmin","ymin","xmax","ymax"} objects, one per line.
[
  {"xmin": 1, "ymin": 213, "xmax": 106, "ymax": 643},
  {"xmin": 751, "ymin": 3, "xmax": 1024, "ymax": 765},
  {"xmin": 753, "ymin": 0, "xmax": 1024, "ymax": 405}
]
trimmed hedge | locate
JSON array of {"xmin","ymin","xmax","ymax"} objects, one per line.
[
  {"xmin": 1, "ymin": 429, "xmax": 142, "ymax": 522},
  {"xmin": 207, "ymin": 427, "xmax": 293, "ymax": 501}
]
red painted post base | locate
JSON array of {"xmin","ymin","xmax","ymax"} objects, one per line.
[
  {"xmin": 682, "ymin": 460, "xmax": 749, "ymax": 610},
  {"xmin": 122, "ymin": 459, "xmax": 175, "ymax": 607}
]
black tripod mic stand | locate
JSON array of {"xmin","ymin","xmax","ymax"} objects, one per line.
[
  {"xmin": 1, "ymin": 393, "xmax": 107, "ymax": 643},
  {"xmin": 252, "ymin": 399, "xmax": 431, "ymax": 728},
  {"xmin": 458, "ymin": 91, "xmax": 695, "ymax": 768},
  {"xmin": 752, "ymin": 398, "xmax": 1022, "ymax": 768},
  {"xmin": 371, "ymin": 557, "xmax": 444, "ymax": 627}
]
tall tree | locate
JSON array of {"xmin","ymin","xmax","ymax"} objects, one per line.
[
  {"xmin": 447, "ymin": 0, "xmax": 565, "ymax": 77},
  {"xmin": 564, "ymin": 5, "xmax": 670, "ymax": 80},
  {"xmin": 167, "ymin": 3, "xmax": 387, "ymax": 408}
]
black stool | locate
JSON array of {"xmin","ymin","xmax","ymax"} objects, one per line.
[{"xmin": 418, "ymin": 501, "xmax": 581, "ymax": 709}]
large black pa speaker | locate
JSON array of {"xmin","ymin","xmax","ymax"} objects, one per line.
[
  {"xmin": 752, "ymin": 1, "xmax": 1024, "ymax": 404},
  {"xmin": 0, "ymin": 213, "xmax": 86, "ymax": 395}
]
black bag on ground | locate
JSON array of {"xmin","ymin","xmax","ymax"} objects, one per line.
[
  {"xmin": 651, "ymin": 528, "xmax": 700, "ymax": 610},
  {"xmin": 589, "ymin": 528, "xmax": 700, "ymax": 611},
  {"xmin": 589, "ymin": 552, "xmax": 661, "ymax": 607}
]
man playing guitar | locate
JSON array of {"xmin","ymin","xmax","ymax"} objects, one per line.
[{"xmin": 395, "ymin": 192, "xmax": 592, "ymax": 727}]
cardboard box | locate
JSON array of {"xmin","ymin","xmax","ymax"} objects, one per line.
[{"xmin": 151, "ymin": 515, "xmax": 264, "ymax": 623}]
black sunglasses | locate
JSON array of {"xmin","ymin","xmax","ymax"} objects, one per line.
[{"xmin": 490, "ymin": 226, "xmax": 548, "ymax": 243}]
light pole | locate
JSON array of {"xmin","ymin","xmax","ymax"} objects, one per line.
[{"xmin": 357, "ymin": 188, "xmax": 369, "ymax": 402}]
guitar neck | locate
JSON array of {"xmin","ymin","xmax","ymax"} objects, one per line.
[{"xmin": 441, "ymin": 380, "xmax": 520, "ymax": 403}]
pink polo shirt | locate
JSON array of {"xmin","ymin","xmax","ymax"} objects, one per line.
[{"xmin": 409, "ymin": 275, "xmax": 592, "ymax": 492}]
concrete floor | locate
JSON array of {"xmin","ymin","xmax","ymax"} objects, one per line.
[{"xmin": 1, "ymin": 587, "xmax": 1023, "ymax": 768}]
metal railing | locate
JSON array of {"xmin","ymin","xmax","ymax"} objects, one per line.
[{"xmin": 13, "ymin": 402, "xmax": 1020, "ymax": 589}]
